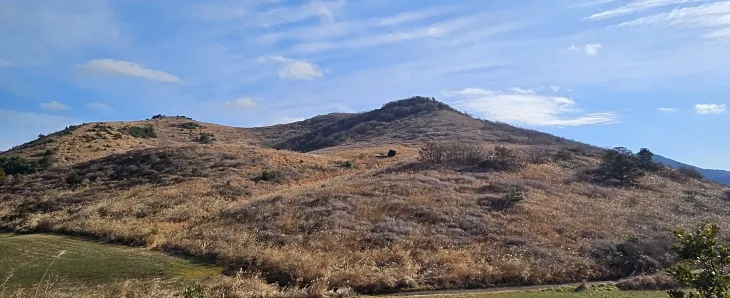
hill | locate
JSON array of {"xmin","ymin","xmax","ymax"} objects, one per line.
[
  {"xmin": 1, "ymin": 96, "xmax": 729, "ymax": 295},
  {"xmin": 653, "ymin": 155, "xmax": 730, "ymax": 185}
]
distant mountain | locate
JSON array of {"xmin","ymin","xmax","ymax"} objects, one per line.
[{"xmin": 654, "ymin": 155, "xmax": 730, "ymax": 185}]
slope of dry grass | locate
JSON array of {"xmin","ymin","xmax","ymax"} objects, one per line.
[
  {"xmin": 1, "ymin": 99, "xmax": 729, "ymax": 295},
  {"xmin": 2, "ymin": 140, "xmax": 728, "ymax": 294}
]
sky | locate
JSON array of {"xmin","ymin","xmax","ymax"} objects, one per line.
[{"xmin": 0, "ymin": 0, "xmax": 729, "ymax": 169}]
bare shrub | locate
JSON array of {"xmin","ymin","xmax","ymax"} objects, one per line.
[
  {"xmin": 480, "ymin": 146, "xmax": 524, "ymax": 171},
  {"xmin": 677, "ymin": 166, "xmax": 704, "ymax": 180},
  {"xmin": 418, "ymin": 142, "xmax": 486, "ymax": 165},
  {"xmin": 616, "ymin": 274, "xmax": 679, "ymax": 291},
  {"xmin": 523, "ymin": 147, "xmax": 549, "ymax": 164}
]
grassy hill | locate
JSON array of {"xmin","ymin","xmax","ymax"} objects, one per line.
[{"xmin": 1, "ymin": 96, "xmax": 728, "ymax": 295}]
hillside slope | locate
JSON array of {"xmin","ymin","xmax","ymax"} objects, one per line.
[
  {"xmin": 654, "ymin": 155, "xmax": 730, "ymax": 185},
  {"xmin": 1, "ymin": 97, "xmax": 728, "ymax": 294}
]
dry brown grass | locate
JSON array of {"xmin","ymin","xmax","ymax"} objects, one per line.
[{"xmin": 2, "ymin": 103, "xmax": 729, "ymax": 294}]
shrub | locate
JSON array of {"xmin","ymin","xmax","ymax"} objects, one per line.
[
  {"xmin": 182, "ymin": 283, "xmax": 205, "ymax": 298},
  {"xmin": 480, "ymin": 146, "xmax": 523, "ymax": 171},
  {"xmin": 119, "ymin": 125, "xmax": 158, "ymax": 139},
  {"xmin": 589, "ymin": 235, "xmax": 674, "ymax": 279},
  {"xmin": 723, "ymin": 189, "xmax": 730, "ymax": 201},
  {"xmin": 504, "ymin": 188, "xmax": 525, "ymax": 204},
  {"xmin": 387, "ymin": 149, "xmax": 397, "ymax": 157},
  {"xmin": 66, "ymin": 171, "xmax": 83, "ymax": 186},
  {"xmin": 193, "ymin": 132, "xmax": 216, "ymax": 144},
  {"xmin": 553, "ymin": 148, "xmax": 573, "ymax": 162},
  {"xmin": 0, "ymin": 156, "xmax": 40, "ymax": 176},
  {"xmin": 677, "ymin": 166, "xmax": 703, "ymax": 180},
  {"xmin": 342, "ymin": 161, "xmax": 357, "ymax": 169},
  {"xmin": 177, "ymin": 122, "xmax": 203, "ymax": 130},
  {"xmin": 616, "ymin": 274, "xmax": 679, "ymax": 291},
  {"xmin": 418, "ymin": 142, "xmax": 487, "ymax": 165},
  {"xmin": 0, "ymin": 168, "xmax": 6, "ymax": 183},
  {"xmin": 596, "ymin": 147, "xmax": 645, "ymax": 187},
  {"xmin": 667, "ymin": 224, "xmax": 730, "ymax": 298},
  {"xmin": 524, "ymin": 147, "xmax": 549, "ymax": 164}
]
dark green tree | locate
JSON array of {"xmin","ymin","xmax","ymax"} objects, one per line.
[
  {"xmin": 637, "ymin": 148, "xmax": 658, "ymax": 171},
  {"xmin": 667, "ymin": 224, "xmax": 730, "ymax": 298},
  {"xmin": 598, "ymin": 147, "xmax": 645, "ymax": 187},
  {"xmin": 0, "ymin": 167, "xmax": 6, "ymax": 183}
]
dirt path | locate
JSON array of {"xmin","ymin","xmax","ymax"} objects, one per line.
[{"xmin": 384, "ymin": 281, "xmax": 616, "ymax": 297}]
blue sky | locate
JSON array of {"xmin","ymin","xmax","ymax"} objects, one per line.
[{"xmin": 1, "ymin": 0, "xmax": 729, "ymax": 169}]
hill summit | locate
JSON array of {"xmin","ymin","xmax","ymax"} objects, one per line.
[{"xmin": 1, "ymin": 96, "xmax": 728, "ymax": 294}]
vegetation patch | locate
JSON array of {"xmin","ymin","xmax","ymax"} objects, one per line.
[
  {"xmin": 0, "ymin": 233, "xmax": 221, "ymax": 289},
  {"xmin": 119, "ymin": 125, "xmax": 158, "ymax": 139}
]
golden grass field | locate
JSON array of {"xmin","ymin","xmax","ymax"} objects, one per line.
[{"xmin": 1, "ymin": 99, "xmax": 728, "ymax": 296}]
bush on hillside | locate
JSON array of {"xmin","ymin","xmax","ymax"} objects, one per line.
[
  {"xmin": 193, "ymin": 133, "xmax": 216, "ymax": 144},
  {"xmin": 0, "ymin": 168, "xmax": 6, "ymax": 183},
  {"xmin": 616, "ymin": 274, "xmax": 679, "ymax": 291},
  {"xmin": 595, "ymin": 147, "xmax": 645, "ymax": 187},
  {"xmin": 524, "ymin": 147, "xmax": 549, "ymax": 164},
  {"xmin": 387, "ymin": 149, "xmax": 397, "ymax": 157},
  {"xmin": 677, "ymin": 166, "xmax": 703, "ymax": 180},
  {"xmin": 0, "ymin": 156, "xmax": 41, "ymax": 176},
  {"xmin": 119, "ymin": 125, "xmax": 158, "ymax": 139},
  {"xmin": 176, "ymin": 122, "xmax": 203, "ymax": 130},
  {"xmin": 589, "ymin": 235, "xmax": 675, "ymax": 279},
  {"xmin": 480, "ymin": 146, "xmax": 523, "ymax": 171},
  {"xmin": 553, "ymin": 148, "xmax": 573, "ymax": 162}
]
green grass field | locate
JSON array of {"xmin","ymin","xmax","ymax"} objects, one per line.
[{"xmin": 0, "ymin": 233, "xmax": 222, "ymax": 288}]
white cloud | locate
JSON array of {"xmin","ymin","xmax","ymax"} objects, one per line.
[
  {"xmin": 586, "ymin": 0, "xmax": 704, "ymax": 21},
  {"xmin": 224, "ymin": 97, "xmax": 258, "ymax": 109},
  {"xmin": 273, "ymin": 116, "xmax": 306, "ymax": 125},
  {"xmin": 694, "ymin": 103, "xmax": 726, "ymax": 114},
  {"xmin": 86, "ymin": 102, "xmax": 113, "ymax": 111},
  {"xmin": 40, "ymin": 101, "xmax": 71, "ymax": 110},
  {"xmin": 262, "ymin": 56, "xmax": 324, "ymax": 80},
  {"xmin": 611, "ymin": 2, "xmax": 730, "ymax": 41},
  {"xmin": 509, "ymin": 87, "xmax": 536, "ymax": 94},
  {"xmin": 658, "ymin": 107, "xmax": 678, "ymax": 112},
  {"xmin": 443, "ymin": 87, "xmax": 619, "ymax": 126},
  {"xmin": 584, "ymin": 43, "xmax": 603, "ymax": 56},
  {"xmin": 549, "ymin": 85, "xmax": 561, "ymax": 92},
  {"xmin": 191, "ymin": 0, "xmax": 346, "ymax": 26},
  {"xmin": 567, "ymin": 43, "xmax": 603, "ymax": 55},
  {"xmin": 78, "ymin": 59, "xmax": 182, "ymax": 83}
]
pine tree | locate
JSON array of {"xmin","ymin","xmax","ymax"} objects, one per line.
[
  {"xmin": 637, "ymin": 148, "xmax": 658, "ymax": 171},
  {"xmin": 598, "ymin": 147, "xmax": 645, "ymax": 187}
]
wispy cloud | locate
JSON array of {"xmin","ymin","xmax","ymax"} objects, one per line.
[
  {"xmin": 695, "ymin": 103, "xmax": 726, "ymax": 114},
  {"xmin": 41, "ymin": 101, "xmax": 71, "ymax": 110},
  {"xmin": 443, "ymin": 87, "xmax": 619, "ymax": 126},
  {"xmin": 586, "ymin": 0, "xmax": 704, "ymax": 20},
  {"xmin": 610, "ymin": 1, "xmax": 730, "ymax": 41},
  {"xmin": 191, "ymin": 0, "xmax": 347, "ymax": 26},
  {"xmin": 658, "ymin": 107, "xmax": 678, "ymax": 112},
  {"xmin": 78, "ymin": 59, "xmax": 182, "ymax": 83},
  {"xmin": 224, "ymin": 97, "xmax": 258, "ymax": 109}
]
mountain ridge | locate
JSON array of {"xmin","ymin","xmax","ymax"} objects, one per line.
[{"xmin": 654, "ymin": 154, "xmax": 730, "ymax": 185}]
